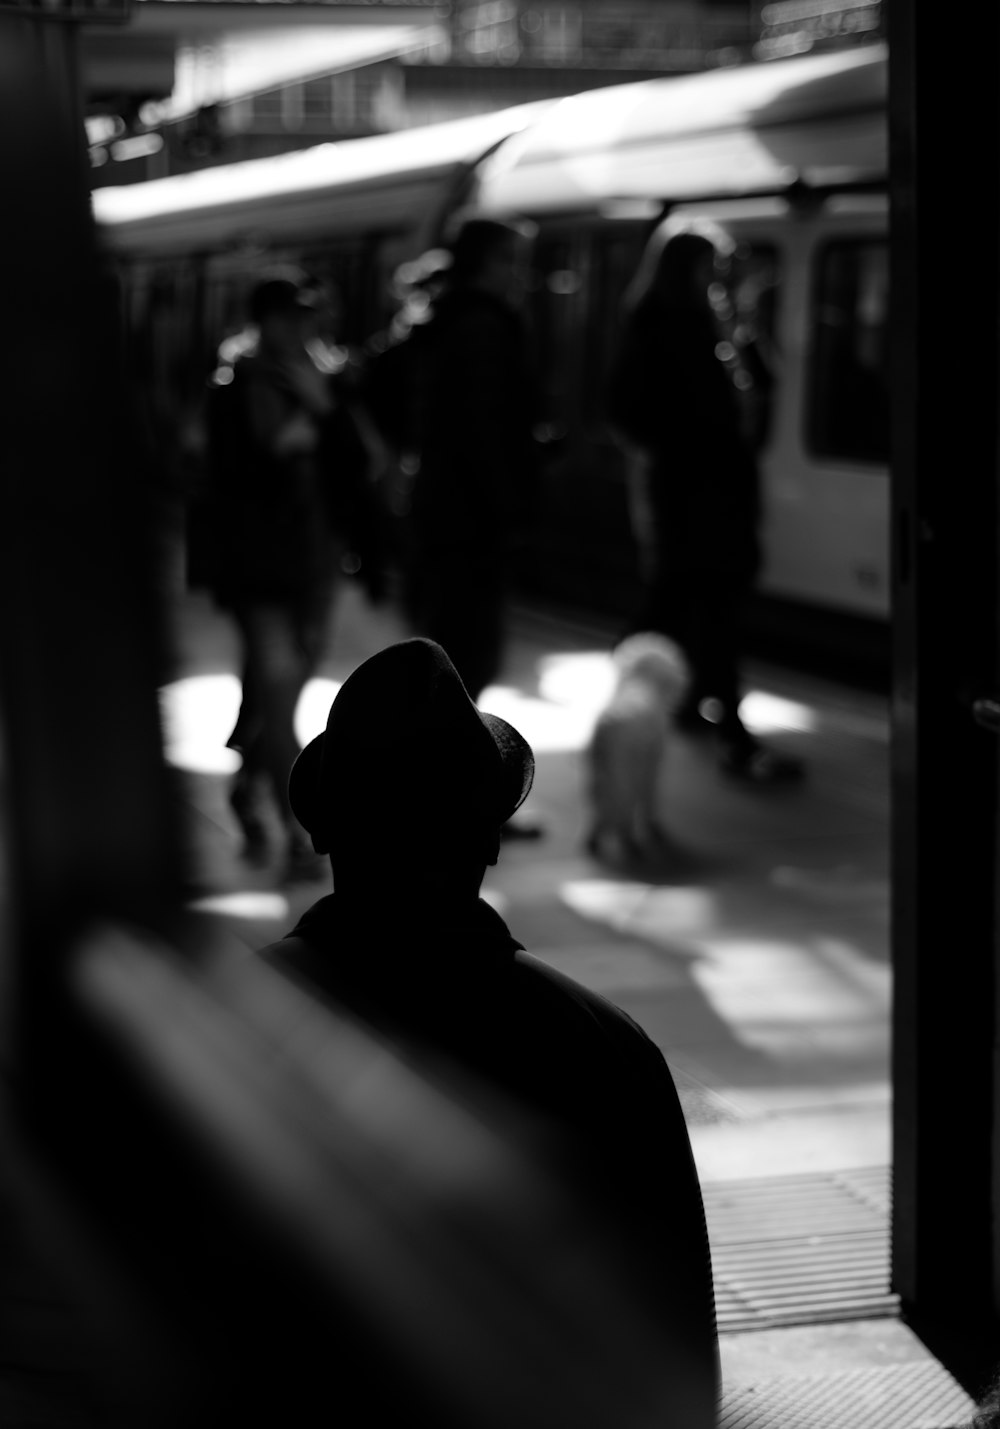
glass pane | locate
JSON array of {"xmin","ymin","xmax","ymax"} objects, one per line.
[{"xmin": 808, "ymin": 240, "xmax": 889, "ymax": 464}]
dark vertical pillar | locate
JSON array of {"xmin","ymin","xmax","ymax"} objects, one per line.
[
  {"xmin": 0, "ymin": 16, "xmax": 183, "ymax": 1090},
  {"xmin": 890, "ymin": 3, "xmax": 1000, "ymax": 1389}
]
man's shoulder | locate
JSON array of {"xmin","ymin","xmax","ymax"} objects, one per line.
[{"xmin": 510, "ymin": 949, "xmax": 662, "ymax": 1061}]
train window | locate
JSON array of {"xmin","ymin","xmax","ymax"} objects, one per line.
[{"xmin": 808, "ymin": 240, "xmax": 889, "ymax": 464}]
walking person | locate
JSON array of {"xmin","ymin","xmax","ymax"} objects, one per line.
[
  {"xmin": 607, "ymin": 218, "xmax": 802, "ymax": 784},
  {"xmin": 204, "ymin": 269, "xmax": 387, "ymax": 879}
]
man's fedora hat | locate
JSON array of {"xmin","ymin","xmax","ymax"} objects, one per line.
[{"xmin": 288, "ymin": 638, "xmax": 534, "ymax": 854}]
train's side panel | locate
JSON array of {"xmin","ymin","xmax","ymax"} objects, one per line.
[
  {"xmin": 702, "ymin": 198, "xmax": 889, "ymax": 618},
  {"xmin": 769, "ymin": 203, "xmax": 888, "ymax": 617},
  {"xmin": 99, "ymin": 171, "xmax": 457, "ymax": 259}
]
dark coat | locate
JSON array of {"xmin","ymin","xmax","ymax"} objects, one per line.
[
  {"xmin": 607, "ymin": 299, "xmax": 761, "ymax": 582},
  {"xmin": 409, "ymin": 286, "xmax": 538, "ymax": 556},
  {"xmin": 204, "ymin": 354, "xmax": 386, "ymax": 606},
  {"xmin": 259, "ymin": 893, "xmax": 719, "ymax": 1405}
]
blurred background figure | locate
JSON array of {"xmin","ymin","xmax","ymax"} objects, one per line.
[
  {"xmin": 401, "ymin": 218, "xmax": 537, "ymax": 699},
  {"xmin": 607, "ymin": 217, "xmax": 802, "ymax": 786},
  {"xmin": 362, "ymin": 245, "xmax": 453, "ymax": 463},
  {"xmin": 203, "ymin": 267, "xmax": 388, "ymax": 881},
  {"xmin": 397, "ymin": 216, "xmax": 545, "ymax": 836}
]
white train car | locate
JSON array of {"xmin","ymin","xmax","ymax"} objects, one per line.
[
  {"xmin": 468, "ymin": 43, "xmax": 888, "ymax": 627},
  {"xmin": 94, "ymin": 43, "xmax": 888, "ymax": 641}
]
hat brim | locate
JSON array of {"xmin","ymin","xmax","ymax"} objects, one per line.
[
  {"xmin": 480, "ymin": 711, "xmax": 534, "ymax": 814},
  {"xmin": 288, "ymin": 710, "xmax": 534, "ymax": 853}
]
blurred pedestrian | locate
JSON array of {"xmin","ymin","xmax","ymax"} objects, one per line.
[
  {"xmin": 400, "ymin": 218, "xmax": 544, "ymax": 837},
  {"xmin": 205, "ymin": 268, "xmax": 388, "ymax": 880},
  {"xmin": 259, "ymin": 636, "xmax": 719, "ymax": 1422},
  {"xmin": 607, "ymin": 217, "xmax": 802, "ymax": 785},
  {"xmin": 403, "ymin": 218, "xmax": 538, "ymax": 701},
  {"xmin": 361, "ymin": 246, "xmax": 453, "ymax": 462}
]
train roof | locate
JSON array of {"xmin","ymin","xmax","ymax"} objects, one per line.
[
  {"xmin": 480, "ymin": 42, "xmax": 885, "ymax": 214},
  {"xmin": 92, "ymin": 98, "xmax": 554, "ymax": 253},
  {"xmin": 93, "ymin": 43, "xmax": 886, "ymax": 254},
  {"xmin": 477, "ymin": 42, "xmax": 887, "ymax": 215}
]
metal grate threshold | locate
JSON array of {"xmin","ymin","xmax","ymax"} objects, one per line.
[
  {"xmin": 718, "ymin": 1359, "xmax": 976, "ymax": 1429},
  {"xmin": 704, "ymin": 1166, "xmax": 896, "ymax": 1334}
]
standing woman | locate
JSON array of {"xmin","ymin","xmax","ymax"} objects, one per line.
[{"xmin": 607, "ymin": 217, "xmax": 802, "ymax": 784}]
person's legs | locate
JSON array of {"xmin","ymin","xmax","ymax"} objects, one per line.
[
  {"xmin": 641, "ymin": 570, "xmax": 723, "ymax": 728},
  {"xmin": 409, "ymin": 549, "xmax": 505, "ymax": 702},
  {"xmin": 678, "ymin": 579, "xmax": 748, "ymax": 741},
  {"xmin": 227, "ymin": 613, "xmax": 269, "ymax": 859},
  {"xmin": 409, "ymin": 546, "xmax": 542, "ymax": 836},
  {"xmin": 231, "ymin": 603, "xmax": 312, "ymax": 851},
  {"xmin": 645, "ymin": 570, "xmax": 801, "ymax": 783}
]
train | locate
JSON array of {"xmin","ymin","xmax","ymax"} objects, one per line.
[{"xmin": 93, "ymin": 41, "xmax": 889, "ymax": 664}]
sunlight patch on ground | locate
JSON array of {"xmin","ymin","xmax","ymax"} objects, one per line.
[
  {"xmin": 536, "ymin": 651, "xmax": 617, "ymax": 713},
  {"xmin": 295, "ymin": 677, "xmax": 342, "ymax": 746},
  {"xmin": 487, "ymin": 653, "xmax": 821, "ymax": 752},
  {"xmin": 478, "ymin": 684, "xmax": 599, "ymax": 752},
  {"xmin": 159, "ymin": 674, "xmax": 342, "ymax": 774},
  {"xmin": 535, "ymin": 651, "xmax": 819, "ymax": 739},
  {"xmin": 187, "ymin": 891, "xmax": 290, "ymax": 921},
  {"xmin": 559, "ymin": 876, "xmax": 889, "ymax": 1061},
  {"xmin": 691, "ymin": 937, "xmax": 890, "ymax": 1031},
  {"xmin": 158, "ymin": 657, "xmax": 826, "ymax": 776},
  {"xmin": 159, "ymin": 674, "xmax": 242, "ymax": 774},
  {"xmin": 559, "ymin": 879, "xmax": 717, "ymax": 936},
  {"xmin": 739, "ymin": 690, "xmax": 817, "ymax": 735}
]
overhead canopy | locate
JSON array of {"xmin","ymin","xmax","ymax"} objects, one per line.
[{"xmin": 81, "ymin": 0, "xmax": 446, "ymax": 108}]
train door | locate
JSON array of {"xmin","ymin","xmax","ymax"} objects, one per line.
[
  {"xmin": 757, "ymin": 197, "xmax": 889, "ymax": 619},
  {"xmin": 797, "ymin": 198, "xmax": 889, "ymax": 617}
]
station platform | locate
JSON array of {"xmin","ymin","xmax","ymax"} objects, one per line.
[
  {"xmin": 1, "ymin": 581, "xmax": 975, "ymax": 1429},
  {"xmin": 159, "ymin": 582, "xmax": 978, "ymax": 1428}
]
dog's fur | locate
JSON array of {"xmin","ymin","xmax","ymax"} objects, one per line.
[{"xmin": 584, "ymin": 633, "xmax": 687, "ymax": 866}]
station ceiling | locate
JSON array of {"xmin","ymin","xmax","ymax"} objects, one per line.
[{"xmin": 80, "ymin": 0, "xmax": 446, "ymax": 110}]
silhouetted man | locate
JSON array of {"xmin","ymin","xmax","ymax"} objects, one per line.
[{"xmin": 258, "ymin": 637, "xmax": 719, "ymax": 1421}]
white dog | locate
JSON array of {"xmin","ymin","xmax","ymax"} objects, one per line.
[{"xmin": 584, "ymin": 633, "xmax": 688, "ymax": 866}]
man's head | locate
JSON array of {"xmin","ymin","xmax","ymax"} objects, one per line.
[
  {"xmin": 289, "ymin": 639, "xmax": 534, "ymax": 893},
  {"xmin": 248, "ymin": 270, "xmax": 320, "ymax": 356},
  {"xmin": 446, "ymin": 217, "xmax": 534, "ymax": 308}
]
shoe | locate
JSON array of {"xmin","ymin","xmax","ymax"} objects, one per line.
[
  {"xmin": 501, "ymin": 812, "xmax": 546, "ymax": 841},
  {"xmin": 718, "ymin": 739, "xmax": 804, "ymax": 786}
]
